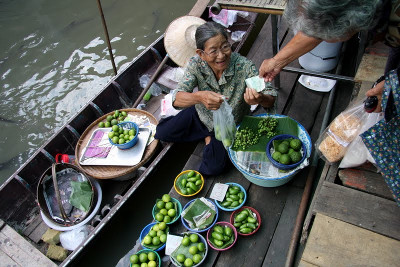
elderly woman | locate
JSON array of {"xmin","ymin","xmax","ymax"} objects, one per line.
[
  {"xmin": 259, "ymin": 0, "xmax": 400, "ymax": 204},
  {"xmin": 259, "ymin": 0, "xmax": 383, "ymax": 81},
  {"xmin": 155, "ymin": 21, "xmax": 277, "ymax": 176}
]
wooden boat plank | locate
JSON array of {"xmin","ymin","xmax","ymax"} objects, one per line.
[
  {"xmin": 263, "ymin": 186, "xmax": 303, "ymax": 266},
  {"xmin": 189, "ymin": 0, "xmax": 211, "ymax": 16},
  {"xmin": 26, "ymin": 221, "xmax": 48, "ymax": 244},
  {"xmin": 192, "ymin": 141, "xmax": 205, "ymax": 158},
  {"xmin": 313, "ymin": 181, "xmax": 400, "ymax": 240},
  {"xmin": 213, "ymin": 184, "xmax": 291, "ymax": 267},
  {"xmin": 300, "ymin": 213, "xmax": 400, "ymax": 266},
  {"xmin": 286, "ymin": 84, "xmax": 325, "ymax": 132},
  {"xmin": 0, "ymin": 179, "xmax": 37, "ymax": 224}
]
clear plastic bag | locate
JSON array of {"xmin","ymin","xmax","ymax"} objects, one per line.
[
  {"xmin": 212, "ymin": 97, "xmax": 237, "ymax": 148},
  {"xmin": 139, "ymin": 74, "xmax": 162, "ymax": 96},
  {"xmin": 316, "ymin": 100, "xmax": 368, "ymax": 164},
  {"xmin": 339, "ymin": 112, "xmax": 383, "ymax": 168},
  {"xmin": 60, "ymin": 225, "xmax": 90, "ymax": 251}
]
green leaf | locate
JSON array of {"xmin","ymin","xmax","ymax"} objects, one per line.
[
  {"xmin": 69, "ymin": 181, "xmax": 93, "ymax": 212},
  {"xmin": 232, "ymin": 115, "xmax": 299, "ymax": 152}
]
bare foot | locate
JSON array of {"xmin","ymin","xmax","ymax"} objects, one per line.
[{"xmin": 205, "ymin": 136, "xmax": 211, "ymax": 145}]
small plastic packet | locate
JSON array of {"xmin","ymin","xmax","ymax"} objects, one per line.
[
  {"xmin": 316, "ymin": 100, "xmax": 368, "ymax": 164},
  {"xmin": 60, "ymin": 225, "xmax": 90, "ymax": 251},
  {"xmin": 212, "ymin": 97, "xmax": 237, "ymax": 148}
]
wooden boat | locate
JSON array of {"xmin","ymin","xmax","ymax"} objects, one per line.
[{"xmin": 0, "ymin": 6, "xmax": 261, "ymax": 266}]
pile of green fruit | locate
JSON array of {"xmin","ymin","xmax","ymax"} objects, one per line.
[
  {"xmin": 130, "ymin": 250, "xmax": 158, "ymax": 267},
  {"xmin": 153, "ymin": 194, "xmax": 178, "ymax": 224},
  {"xmin": 99, "ymin": 110, "xmax": 128, "ymax": 128},
  {"xmin": 218, "ymin": 184, "xmax": 245, "ymax": 209},
  {"xmin": 271, "ymin": 137, "xmax": 303, "ymax": 166},
  {"xmin": 171, "ymin": 233, "xmax": 206, "ymax": 267},
  {"xmin": 232, "ymin": 208, "xmax": 259, "ymax": 234},
  {"xmin": 141, "ymin": 222, "xmax": 168, "ymax": 250},
  {"xmin": 108, "ymin": 124, "xmax": 136, "ymax": 145},
  {"xmin": 233, "ymin": 117, "xmax": 278, "ymax": 150},
  {"xmin": 208, "ymin": 224, "xmax": 235, "ymax": 249},
  {"xmin": 177, "ymin": 170, "xmax": 203, "ymax": 196}
]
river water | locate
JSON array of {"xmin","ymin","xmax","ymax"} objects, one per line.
[{"xmin": 0, "ymin": 0, "xmax": 196, "ymax": 184}]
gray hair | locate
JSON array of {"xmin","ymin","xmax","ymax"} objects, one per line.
[
  {"xmin": 195, "ymin": 21, "xmax": 228, "ymax": 50},
  {"xmin": 284, "ymin": 0, "xmax": 382, "ymax": 40}
]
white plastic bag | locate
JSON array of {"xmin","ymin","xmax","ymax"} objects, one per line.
[
  {"xmin": 212, "ymin": 97, "xmax": 236, "ymax": 148},
  {"xmin": 339, "ymin": 112, "xmax": 383, "ymax": 168},
  {"xmin": 160, "ymin": 91, "xmax": 180, "ymax": 119},
  {"xmin": 60, "ymin": 225, "xmax": 90, "ymax": 251}
]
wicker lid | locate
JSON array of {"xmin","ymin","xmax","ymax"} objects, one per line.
[{"xmin": 164, "ymin": 16, "xmax": 206, "ymax": 67}]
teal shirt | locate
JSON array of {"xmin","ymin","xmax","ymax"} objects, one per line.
[{"xmin": 172, "ymin": 52, "xmax": 277, "ymax": 131}]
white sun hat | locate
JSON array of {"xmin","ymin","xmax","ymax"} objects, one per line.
[{"xmin": 164, "ymin": 16, "xmax": 206, "ymax": 67}]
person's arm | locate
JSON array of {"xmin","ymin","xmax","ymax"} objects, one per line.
[
  {"xmin": 174, "ymin": 91, "xmax": 223, "ymax": 110},
  {"xmin": 259, "ymin": 32, "xmax": 322, "ymax": 82}
]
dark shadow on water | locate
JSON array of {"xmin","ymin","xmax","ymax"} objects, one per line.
[{"xmin": 69, "ymin": 142, "xmax": 198, "ymax": 267}]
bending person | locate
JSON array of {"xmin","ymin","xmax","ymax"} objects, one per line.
[
  {"xmin": 155, "ymin": 21, "xmax": 277, "ymax": 176},
  {"xmin": 259, "ymin": 0, "xmax": 383, "ymax": 81}
]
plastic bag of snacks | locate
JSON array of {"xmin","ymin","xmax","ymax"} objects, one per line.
[
  {"xmin": 339, "ymin": 112, "xmax": 383, "ymax": 168},
  {"xmin": 213, "ymin": 97, "xmax": 237, "ymax": 148},
  {"xmin": 316, "ymin": 100, "xmax": 368, "ymax": 164}
]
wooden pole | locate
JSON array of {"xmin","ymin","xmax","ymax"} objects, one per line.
[{"xmin": 96, "ymin": 0, "xmax": 118, "ymax": 76}]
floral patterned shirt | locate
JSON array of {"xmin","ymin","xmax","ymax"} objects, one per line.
[
  {"xmin": 172, "ymin": 52, "xmax": 277, "ymax": 131},
  {"xmin": 361, "ymin": 69, "xmax": 400, "ymax": 205}
]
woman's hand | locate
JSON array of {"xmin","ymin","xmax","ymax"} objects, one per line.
[
  {"xmin": 259, "ymin": 58, "xmax": 283, "ymax": 82},
  {"xmin": 365, "ymin": 80, "xmax": 385, "ymax": 112},
  {"xmin": 199, "ymin": 91, "xmax": 223, "ymax": 110}
]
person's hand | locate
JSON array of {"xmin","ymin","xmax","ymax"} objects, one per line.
[
  {"xmin": 244, "ymin": 88, "xmax": 264, "ymax": 105},
  {"xmin": 365, "ymin": 80, "xmax": 385, "ymax": 112},
  {"xmin": 259, "ymin": 58, "xmax": 283, "ymax": 82},
  {"xmin": 199, "ymin": 91, "xmax": 223, "ymax": 110}
]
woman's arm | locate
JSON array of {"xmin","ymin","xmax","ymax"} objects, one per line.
[
  {"xmin": 259, "ymin": 32, "xmax": 322, "ymax": 82},
  {"xmin": 174, "ymin": 91, "xmax": 223, "ymax": 110}
]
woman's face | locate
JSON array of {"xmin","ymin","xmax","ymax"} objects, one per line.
[{"xmin": 198, "ymin": 34, "xmax": 231, "ymax": 75}]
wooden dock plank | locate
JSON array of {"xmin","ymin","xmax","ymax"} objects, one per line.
[
  {"xmin": 313, "ymin": 181, "xmax": 400, "ymax": 240},
  {"xmin": 0, "ymin": 249, "xmax": 20, "ymax": 267},
  {"xmin": 338, "ymin": 168, "xmax": 394, "ymax": 200},
  {"xmin": 301, "ymin": 213, "xmax": 400, "ymax": 266},
  {"xmin": 354, "ymin": 54, "xmax": 387, "ymax": 83},
  {"xmin": 0, "ymin": 220, "xmax": 56, "ymax": 267},
  {"xmin": 213, "ymin": 184, "xmax": 291, "ymax": 266}
]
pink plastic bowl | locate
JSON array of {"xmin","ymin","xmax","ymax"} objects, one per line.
[
  {"xmin": 206, "ymin": 221, "xmax": 237, "ymax": 251},
  {"xmin": 230, "ymin": 206, "xmax": 261, "ymax": 236}
]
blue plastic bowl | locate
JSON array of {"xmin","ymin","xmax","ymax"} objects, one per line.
[
  {"xmin": 108, "ymin": 121, "xmax": 139, "ymax": 150},
  {"xmin": 228, "ymin": 114, "xmax": 312, "ymax": 187},
  {"xmin": 132, "ymin": 249, "xmax": 161, "ymax": 267},
  {"xmin": 214, "ymin": 182, "xmax": 247, "ymax": 212},
  {"xmin": 152, "ymin": 197, "xmax": 182, "ymax": 224},
  {"xmin": 181, "ymin": 198, "xmax": 219, "ymax": 233},
  {"xmin": 266, "ymin": 134, "xmax": 307, "ymax": 170},
  {"xmin": 139, "ymin": 222, "xmax": 166, "ymax": 252}
]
